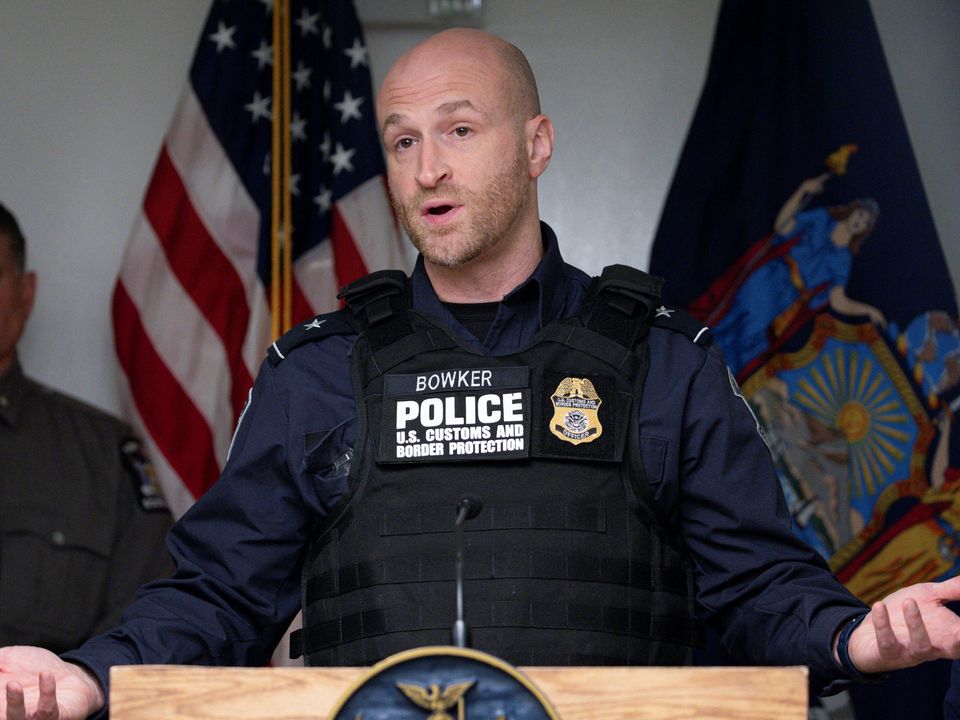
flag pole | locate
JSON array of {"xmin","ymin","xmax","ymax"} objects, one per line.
[
  {"xmin": 269, "ymin": 0, "xmax": 284, "ymax": 340},
  {"xmin": 281, "ymin": 0, "xmax": 294, "ymax": 333},
  {"xmin": 270, "ymin": 0, "xmax": 294, "ymax": 338}
]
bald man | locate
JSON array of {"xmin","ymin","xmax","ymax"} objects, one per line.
[{"xmin": 5, "ymin": 29, "xmax": 960, "ymax": 720}]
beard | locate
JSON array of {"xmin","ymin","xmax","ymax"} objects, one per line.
[{"xmin": 391, "ymin": 140, "xmax": 529, "ymax": 268}]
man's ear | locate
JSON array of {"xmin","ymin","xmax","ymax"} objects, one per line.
[
  {"xmin": 526, "ymin": 114, "xmax": 554, "ymax": 179},
  {"xmin": 20, "ymin": 270, "xmax": 36, "ymax": 320}
]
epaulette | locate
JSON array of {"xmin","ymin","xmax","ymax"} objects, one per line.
[
  {"xmin": 650, "ymin": 305, "xmax": 713, "ymax": 347},
  {"xmin": 267, "ymin": 311, "xmax": 357, "ymax": 366}
]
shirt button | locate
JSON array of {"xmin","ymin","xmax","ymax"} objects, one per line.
[{"xmin": 51, "ymin": 530, "xmax": 66, "ymax": 545}]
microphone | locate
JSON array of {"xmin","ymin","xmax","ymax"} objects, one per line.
[
  {"xmin": 455, "ymin": 493, "xmax": 483, "ymax": 525},
  {"xmin": 452, "ymin": 494, "xmax": 483, "ymax": 648}
]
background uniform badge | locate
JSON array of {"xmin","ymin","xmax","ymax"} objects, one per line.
[{"xmin": 120, "ymin": 437, "xmax": 169, "ymax": 512}]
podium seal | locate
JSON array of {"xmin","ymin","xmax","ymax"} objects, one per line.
[{"xmin": 329, "ymin": 646, "xmax": 561, "ymax": 719}]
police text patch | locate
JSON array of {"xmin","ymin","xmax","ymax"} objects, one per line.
[{"xmin": 379, "ymin": 367, "xmax": 531, "ymax": 463}]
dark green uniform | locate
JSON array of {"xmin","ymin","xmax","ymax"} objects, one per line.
[{"xmin": 0, "ymin": 360, "xmax": 174, "ymax": 653}]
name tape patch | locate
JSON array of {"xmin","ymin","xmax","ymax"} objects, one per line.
[{"xmin": 380, "ymin": 367, "xmax": 531, "ymax": 463}]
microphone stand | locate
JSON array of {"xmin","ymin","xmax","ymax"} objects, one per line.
[{"xmin": 452, "ymin": 494, "xmax": 482, "ymax": 648}]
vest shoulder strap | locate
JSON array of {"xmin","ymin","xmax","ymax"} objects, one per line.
[
  {"xmin": 266, "ymin": 311, "xmax": 356, "ymax": 367},
  {"xmin": 651, "ymin": 305, "xmax": 713, "ymax": 347},
  {"xmin": 338, "ymin": 269, "xmax": 415, "ymax": 352},
  {"xmin": 580, "ymin": 264, "xmax": 664, "ymax": 349}
]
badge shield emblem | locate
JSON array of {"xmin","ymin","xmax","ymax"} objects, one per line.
[{"xmin": 549, "ymin": 377, "xmax": 603, "ymax": 445}]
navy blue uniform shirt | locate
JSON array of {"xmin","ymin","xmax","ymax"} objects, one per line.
[{"xmin": 65, "ymin": 223, "xmax": 866, "ymax": 701}]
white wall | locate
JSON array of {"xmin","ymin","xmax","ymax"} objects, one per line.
[
  {"xmin": 0, "ymin": 0, "xmax": 956, "ymax": 417},
  {"xmin": 0, "ymin": 1, "xmax": 210, "ymax": 410}
]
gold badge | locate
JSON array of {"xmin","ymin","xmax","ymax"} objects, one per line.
[{"xmin": 549, "ymin": 377, "xmax": 603, "ymax": 445}]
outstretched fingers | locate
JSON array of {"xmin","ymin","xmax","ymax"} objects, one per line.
[
  {"xmin": 35, "ymin": 672, "xmax": 58, "ymax": 720},
  {"xmin": 903, "ymin": 599, "xmax": 933, "ymax": 655},
  {"xmin": 5, "ymin": 680, "xmax": 27, "ymax": 720},
  {"xmin": 934, "ymin": 575, "xmax": 960, "ymax": 601},
  {"xmin": 852, "ymin": 580, "xmax": 960, "ymax": 673},
  {"xmin": 2, "ymin": 674, "xmax": 59, "ymax": 720},
  {"xmin": 870, "ymin": 600, "xmax": 902, "ymax": 660}
]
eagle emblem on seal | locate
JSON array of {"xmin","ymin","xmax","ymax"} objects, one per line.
[{"xmin": 395, "ymin": 680, "xmax": 475, "ymax": 719}]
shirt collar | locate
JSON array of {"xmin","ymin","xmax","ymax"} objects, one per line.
[
  {"xmin": 515, "ymin": 221, "xmax": 571, "ymax": 324},
  {"xmin": 0, "ymin": 358, "xmax": 26, "ymax": 428},
  {"xmin": 410, "ymin": 221, "xmax": 576, "ymax": 353}
]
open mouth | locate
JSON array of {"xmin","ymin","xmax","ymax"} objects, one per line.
[{"xmin": 420, "ymin": 202, "xmax": 462, "ymax": 224}]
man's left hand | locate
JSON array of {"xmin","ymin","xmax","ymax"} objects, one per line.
[{"xmin": 847, "ymin": 576, "xmax": 960, "ymax": 674}]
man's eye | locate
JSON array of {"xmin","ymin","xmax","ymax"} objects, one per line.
[
  {"xmin": 395, "ymin": 138, "xmax": 414, "ymax": 150},
  {"xmin": 453, "ymin": 127, "xmax": 471, "ymax": 138}
]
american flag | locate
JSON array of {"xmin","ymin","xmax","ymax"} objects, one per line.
[{"xmin": 112, "ymin": 0, "xmax": 404, "ymax": 518}]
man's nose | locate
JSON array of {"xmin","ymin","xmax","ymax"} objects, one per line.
[{"xmin": 415, "ymin": 139, "xmax": 450, "ymax": 188}]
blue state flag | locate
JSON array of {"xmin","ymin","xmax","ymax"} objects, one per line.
[{"xmin": 650, "ymin": 1, "xmax": 959, "ymax": 715}]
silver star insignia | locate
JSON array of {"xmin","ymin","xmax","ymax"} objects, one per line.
[
  {"xmin": 304, "ymin": 318, "xmax": 327, "ymax": 330},
  {"xmin": 655, "ymin": 305, "xmax": 674, "ymax": 318}
]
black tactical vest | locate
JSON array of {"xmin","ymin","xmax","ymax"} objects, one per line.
[{"xmin": 290, "ymin": 266, "xmax": 696, "ymax": 667}]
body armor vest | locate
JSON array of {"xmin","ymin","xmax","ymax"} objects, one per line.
[{"xmin": 291, "ymin": 266, "xmax": 695, "ymax": 667}]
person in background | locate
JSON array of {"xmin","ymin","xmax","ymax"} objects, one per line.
[{"xmin": 0, "ymin": 202, "xmax": 174, "ymax": 653}]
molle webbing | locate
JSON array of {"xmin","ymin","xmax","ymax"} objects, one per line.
[
  {"xmin": 304, "ymin": 545, "xmax": 691, "ymax": 607},
  {"xmin": 296, "ymin": 592, "xmax": 696, "ymax": 660}
]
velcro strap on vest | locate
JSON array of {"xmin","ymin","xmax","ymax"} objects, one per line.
[
  {"xmin": 338, "ymin": 270, "xmax": 413, "ymax": 351},
  {"xmin": 581, "ymin": 265, "xmax": 663, "ymax": 349},
  {"xmin": 538, "ymin": 324, "xmax": 641, "ymax": 375},
  {"xmin": 362, "ymin": 326, "xmax": 460, "ymax": 384}
]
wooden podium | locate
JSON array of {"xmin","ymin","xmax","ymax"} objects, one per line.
[{"xmin": 111, "ymin": 664, "xmax": 807, "ymax": 719}]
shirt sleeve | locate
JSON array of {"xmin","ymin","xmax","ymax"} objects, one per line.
[
  {"xmin": 675, "ymin": 343, "xmax": 866, "ymax": 690},
  {"xmin": 63, "ymin": 357, "xmax": 319, "ymax": 700}
]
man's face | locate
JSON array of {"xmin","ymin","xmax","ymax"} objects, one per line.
[
  {"xmin": 378, "ymin": 52, "xmax": 533, "ymax": 268},
  {"xmin": 0, "ymin": 234, "xmax": 35, "ymax": 372}
]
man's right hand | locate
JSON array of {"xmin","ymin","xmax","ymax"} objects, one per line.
[{"xmin": 0, "ymin": 647, "xmax": 104, "ymax": 720}]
